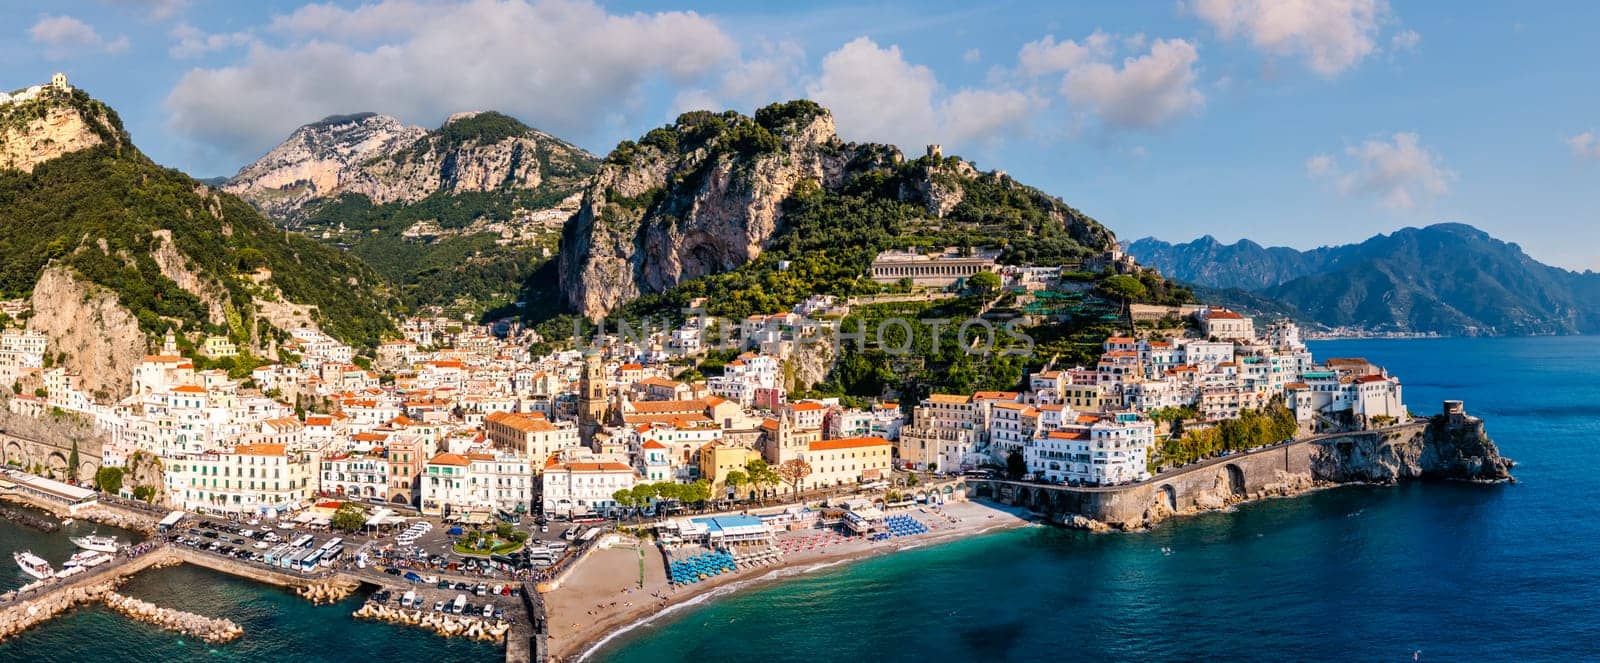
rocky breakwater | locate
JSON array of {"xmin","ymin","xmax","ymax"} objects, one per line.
[
  {"xmin": 1310, "ymin": 404, "xmax": 1514, "ymax": 484},
  {"xmin": 0, "ymin": 549, "xmax": 177, "ymax": 642},
  {"xmin": 353, "ymin": 601, "xmax": 511, "ymax": 643},
  {"xmin": 296, "ymin": 577, "xmax": 362, "ymax": 605},
  {"xmin": 0, "ymin": 580, "xmax": 114, "ymax": 641},
  {"xmin": 102, "ymin": 591, "xmax": 241, "ymax": 643}
]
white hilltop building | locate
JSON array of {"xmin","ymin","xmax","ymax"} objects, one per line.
[{"xmin": 1, "ymin": 73, "xmax": 70, "ymax": 107}]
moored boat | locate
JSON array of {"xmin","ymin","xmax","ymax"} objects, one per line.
[
  {"xmin": 63, "ymin": 550, "xmax": 111, "ymax": 570},
  {"xmin": 14, "ymin": 551, "xmax": 54, "ymax": 579},
  {"xmin": 70, "ymin": 533, "xmax": 121, "ymax": 553}
]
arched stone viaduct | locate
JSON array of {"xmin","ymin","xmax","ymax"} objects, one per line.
[{"xmin": 0, "ymin": 431, "xmax": 102, "ymax": 482}]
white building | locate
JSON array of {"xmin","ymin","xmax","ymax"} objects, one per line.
[
  {"xmin": 173, "ymin": 443, "xmax": 318, "ymax": 516},
  {"xmin": 541, "ymin": 450, "xmax": 639, "ymax": 517},
  {"xmin": 1026, "ymin": 415, "xmax": 1154, "ymax": 486}
]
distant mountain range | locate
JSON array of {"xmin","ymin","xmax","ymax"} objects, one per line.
[{"xmin": 1126, "ymin": 223, "xmax": 1600, "ymax": 336}]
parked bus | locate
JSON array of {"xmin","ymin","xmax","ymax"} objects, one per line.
[
  {"xmin": 280, "ymin": 549, "xmax": 306, "ymax": 570},
  {"xmin": 321, "ymin": 545, "xmax": 345, "ymax": 567},
  {"xmin": 298, "ymin": 549, "xmax": 324, "ymax": 572},
  {"xmin": 157, "ymin": 511, "xmax": 186, "ymax": 532},
  {"xmin": 319, "ymin": 537, "xmax": 343, "ymax": 552},
  {"xmin": 291, "ymin": 534, "xmax": 314, "ymax": 549}
]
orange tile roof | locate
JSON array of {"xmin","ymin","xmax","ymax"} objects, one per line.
[
  {"xmin": 641, "ymin": 440, "xmax": 667, "ymax": 449},
  {"xmin": 554, "ymin": 461, "xmax": 635, "ymax": 473},
  {"xmin": 1047, "ymin": 430, "xmax": 1090, "ymax": 440},
  {"xmin": 973, "ymin": 391, "xmax": 1019, "ymax": 400},
  {"xmin": 233, "ymin": 443, "xmax": 286, "ymax": 456},
  {"xmin": 428, "ymin": 452, "xmax": 470, "ymax": 466},
  {"xmin": 486, "ymin": 411, "xmax": 558, "ymax": 433},
  {"xmin": 636, "ymin": 376, "xmax": 684, "ymax": 388},
  {"xmin": 790, "ymin": 401, "xmax": 824, "ymax": 412},
  {"xmin": 172, "ymin": 385, "xmax": 206, "ymax": 394},
  {"xmin": 627, "ymin": 399, "xmax": 706, "ymax": 414},
  {"xmin": 809, "ymin": 436, "xmax": 891, "ymax": 451}
]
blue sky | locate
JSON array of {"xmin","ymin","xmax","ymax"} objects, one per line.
[{"xmin": 5, "ymin": 0, "xmax": 1599, "ymax": 270}]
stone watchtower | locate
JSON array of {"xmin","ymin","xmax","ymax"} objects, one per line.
[
  {"xmin": 926, "ymin": 144, "xmax": 942, "ymax": 159},
  {"xmin": 578, "ymin": 349, "xmax": 608, "ymax": 441},
  {"xmin": 51, "ymin": 73, "xmax": 69, "ymax": 91}
]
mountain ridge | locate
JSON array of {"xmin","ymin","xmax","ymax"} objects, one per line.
[
  {"xmin": 229, "ymin": 110, "xmax": 600, "ymax": 315},
  {"xmin": 1126, "ymin": 223, "xmax": 1600, "ymax": 335}
]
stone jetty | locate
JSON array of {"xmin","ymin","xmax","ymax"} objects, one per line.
[
  {"xmin": 353, "ymin": 601, "xmax": 512, "ymax": 643},
  {"xmin": 0, "ymin": 547, "xmax": 180, "ymax": 641},
  {"xmin": 102, "ymin": 592, "xmax": 241, "ymax": 643}
]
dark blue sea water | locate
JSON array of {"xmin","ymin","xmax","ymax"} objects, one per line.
[
  {"xmin": 0, "ymin": 337, "xmax": 1593, "ymax": 661},
  {"xmin": 595, "ymin": 336, "xmax": 1600, "ymax": 662}
]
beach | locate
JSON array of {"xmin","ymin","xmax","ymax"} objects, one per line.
[{"xmin": 544, "ymin": 500, "xmax": 1032, "ymax": 662}]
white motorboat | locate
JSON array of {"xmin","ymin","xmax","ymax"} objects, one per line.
[
  {"xmin": 14, "ymin": 551, "xmax": 53, "ymax": 580},
  {"xmin": 70, "ymin": 533, "xmax": 121, "ymax": 553},
  {"xmin": 63, "ymin": 550, "xmax": 110, "ymax": 570}
]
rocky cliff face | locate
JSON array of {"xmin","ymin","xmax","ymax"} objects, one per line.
[
  {"xmin": 559, "ymin": 101, "xmax": 1116, "ymax": 320},
  {"xmin": 223, "ymin": 113, "xmax": 425, "ymax": 219},
  {"xmin": 1310, "ymin": 415, "xmax": 1514, "ymax": 484},
  {"xmin": 226, "ymin": 111, "xmax": 596, "ymax": 220},
  {"xmin": 0, "ymin": 103, "xmax": 108, "ymax": 173},
  {"xmin": 560, "ymin": 106, "xmax": 876, "ymax": 319},
  {"xmin": 26, "ymin": 267, "xmax": 148, "ymax": 400}
]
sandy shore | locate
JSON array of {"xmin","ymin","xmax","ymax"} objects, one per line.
[{"xmin": 544, "ymin": 500, "xmax": 1032, "ymax": 662}]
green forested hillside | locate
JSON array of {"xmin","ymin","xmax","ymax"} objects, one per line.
[{"xmin": 0, "ymin": 88, "xmax": 396, "ymax": 347}]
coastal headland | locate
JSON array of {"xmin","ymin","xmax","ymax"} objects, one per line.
[{"xmin": 964, "ymin": 409, "xmax": 1511, "ymax": 532}]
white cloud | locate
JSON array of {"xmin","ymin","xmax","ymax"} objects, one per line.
[
  {"xmin": 672, "ymin": 40, "xmax": 805, "ymax": 114},
  {"xmin": 962, "ymin": 48, "xmax": 982, "ymax": 63},
  {"xmin": 1017, "ymin": 31, "xmax": 1112, "ymax": 77},
  {"xmin": 939, "ymin": 88, "xmax": 1040, "ymax": 145},
  {"xmin": 29, "ymin": 15, "xmax": 129, "ymax": 58},
  {"xmin": 1061, "ymin": 38, "xmax": 1203, "ymax": 130},
  {"xmin": 806, "ymin": 37, "xmax": 1036, "ymax": 150},
  {"xmin": 166, "ymin": 0, "xmax": 740, "ymax": 160},
  {"xmin": 105, "ymin": 0, "xmax": 191, "ymax": 21},
  {"xmin": 1568, "ymin": 132, "xmax": 1600, "ymax": 160},
  {"xmin": 1390, "ymin": 29, "xmax": 1421, "ymax": 52},
  {"xmin": 268, "ymin": 0, "xmax": 434, "ymax": 40},
  {"xmin": 1305, "ymin": 153, "xmax": 1335, "ymax": 176},
  {"xmin": 169, "ymin": 23, "xmax": 254, "ymax": 59},
  {"xmin": 808, "ymin": 38, "xmax": 940, "ymax": 147},
  {"xmin": 1308, "ymin": 133, "xmax": 1453, "ymax": 209},
  {"xmin": 1186, "ymin": 0, "xmax": 1395, "ymax": 76}
]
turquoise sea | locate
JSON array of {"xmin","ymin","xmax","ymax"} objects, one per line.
[
  {"xmin": 0, "ymin": 336, "xmax": 1594, "ymax": 661},
  {"xmin": 594, "ymin": 336, "xmax": 1599, "ymax": 662}
]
